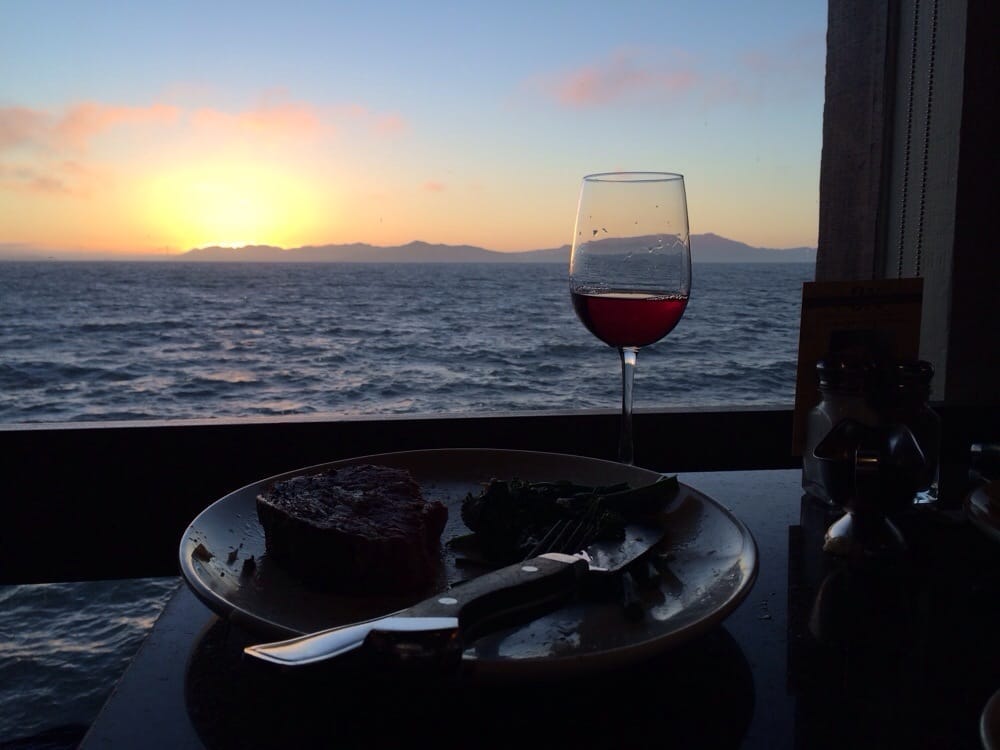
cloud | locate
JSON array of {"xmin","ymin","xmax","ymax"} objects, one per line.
[
  {"xmin": 535, "ymin": 51, "xmax": 700, "ymax": 108},
  {"xmin": 0, "ymin": 102, "xmax": 170, "ymax": 195},
  {"xmin": 190, "ymin": 102, "xmax": 325, "ymax": 140},
  {"xmin": 330, "ymin": 104, "xmax": 408, "ymax": 137},
  {"xmin": 0, "ymin": 102, "xmax": 180, "ymax": 155},
  {"xmin": 0, "ymin": 107, "xmax": 50, "ymax": 150},
  {"xmin": 374, "ymin": 113, "xmax": 407, "ymax": 136},
  {"xmin": 0, "ymin": 94, "xmax": 409, "ymax": 197},
  {"xmin": 0, "ymin": 161, "xmax": 91, "ymax": 195},
  {"xmin": 422, "ymin": 181, "xmax": 446, "ymax": 193},
  {"xmin": 532, "ymin": 35, "xmax": 824, "ymax": 111},
  {"xmin": 189, "ymin": 100, "xmax": 408, "ymax": 140},
  {"xmin": 1, "ymin": 96, "xmax": 406, "ymax": 159},
  {"xmin": 23, "ymin": 173, "xmax": 71, "ymax": 194},
  {"xmin": 54, "ymin": 102, "xmax": 180, "ymax": 150}
]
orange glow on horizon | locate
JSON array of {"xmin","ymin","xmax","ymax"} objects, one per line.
[
  {"xmin": 138, "ymin": 162, "xmax": 331, "ymax": 252},
  {"xmin": 0, "ymin": 95, "xmax": 821, "ymax": 256}
]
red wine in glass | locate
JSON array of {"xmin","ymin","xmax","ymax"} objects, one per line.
[
  {"xmin": 571, "ymin": 291, "xmax": 688, "ymax": 348},
  {"xmin": 569, "ymin": 172, "xmax": 692, "ymax": 465}
]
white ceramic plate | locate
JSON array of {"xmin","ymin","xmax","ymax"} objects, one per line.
[
  {"xmin": 179, "ymin": 449, "xmax": 757, "ymax": 677},
  {"xmin": 984, "ymin": 687, "xmax": 1000, "ymax": 750},
  {"xmin": 967, "ymin": 481, "xmax": 1000, "ymax": 545}
]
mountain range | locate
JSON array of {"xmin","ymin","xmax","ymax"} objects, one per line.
[
  {"xmin": 0, "ymin": 233, "xmax": 816, "ymax": 263},
  {"xmin": 177, "ymin": 233, "xmax": 816, "ymax": 263}
]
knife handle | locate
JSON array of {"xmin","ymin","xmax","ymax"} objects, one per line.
[
  {"xmin": 408, "ymin": 551, "xmax": 586, "ymax": 641},
  {"xmin": 244, "ymin": 552, "xmax": 586, "ymax": 667}
]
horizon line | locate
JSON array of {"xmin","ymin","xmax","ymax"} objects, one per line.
[{"xmin": 0, "ymin": 231, "xmax": 818, "ymax": 260}]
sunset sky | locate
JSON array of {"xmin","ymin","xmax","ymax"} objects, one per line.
[{"xmin": 0, "ymin": 1, "xmax": 826, "ymax": 257}]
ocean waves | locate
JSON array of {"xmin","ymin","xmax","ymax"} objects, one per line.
[
  {"xmin": 0, "ymin": 579, "xmax": 179, "ymax": 744},
  {"xmin": 0, "ymin": 261, "xmax": 813, "ymax": 424}
]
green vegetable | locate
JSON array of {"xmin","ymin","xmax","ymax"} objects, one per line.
[{"xmin": 455, "ymin": 474, "xmax": 678, "ymax": 565}]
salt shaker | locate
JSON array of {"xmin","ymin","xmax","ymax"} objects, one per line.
[{"xmin": 802, "ymin": 358, "xmax": 881, "ymax": 505}]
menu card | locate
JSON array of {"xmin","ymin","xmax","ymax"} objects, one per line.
[{"xmin": 791, "ymin": 278, "xmax": 924, "ymax": 455}]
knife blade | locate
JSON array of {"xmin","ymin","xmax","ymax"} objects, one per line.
[{"xmin": 244, "ymin": 520, "xmax": 666, "ymax": 668}]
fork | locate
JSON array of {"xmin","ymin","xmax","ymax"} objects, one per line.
[
  {"xmin": 522, "ymin": 509, "xmax": 601, "ymax": 560},
  {"xmin": 527, "ymin": 508, "xmax": 654, "ymax": 622}
]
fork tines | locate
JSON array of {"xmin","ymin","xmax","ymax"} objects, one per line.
[{"xmin": 524, "ymin": 515, "xmax": 598, "ymax": 560}]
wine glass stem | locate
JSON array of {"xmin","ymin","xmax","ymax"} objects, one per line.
[{"xmin": 618, "ymin": 346, "xmax": 638, "ymax": 465}]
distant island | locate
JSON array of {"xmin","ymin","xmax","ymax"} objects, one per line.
[
  {"xmin": 0, "ymin": 233, "xmax": 816, "ymax": 263},
  {"xmin": 176, "ymin": 233, "xmax": 815, "ymax": 264}
]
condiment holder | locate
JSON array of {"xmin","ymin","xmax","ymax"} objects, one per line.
[{"xmin": 811, "ymin": 418, "xmax": 927, "ymax": 559}]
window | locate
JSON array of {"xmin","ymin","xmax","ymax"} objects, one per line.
[
  {"xmin": 0, "ymin": 2, "xmax": 827, "ymax": 425},
  {"xmin": 817, "ymin": 0, "xmax": 999, "ymax": 403}
]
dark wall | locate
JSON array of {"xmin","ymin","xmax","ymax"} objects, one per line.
[{"xmin": 1, "ymin": 409, "xmax": 796, "ymax": 584}]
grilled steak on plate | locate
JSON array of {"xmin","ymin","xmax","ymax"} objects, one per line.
[{"xmin": 256, "ymin": 464, "xmax": 448, "ymax": 593}]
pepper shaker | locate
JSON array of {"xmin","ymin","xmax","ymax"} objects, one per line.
[{"xmin": 879, "ymin": 360, "xmax": 940, "ymax": 504}]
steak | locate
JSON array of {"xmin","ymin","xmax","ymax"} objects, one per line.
[{"xmin": 256, "ymin": 464, "xmax": 448, "ymax": 593}]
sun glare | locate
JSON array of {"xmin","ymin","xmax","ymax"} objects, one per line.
[{"xmin": 141, "ymin": 163, "xmax": 326, "ymax": 252}]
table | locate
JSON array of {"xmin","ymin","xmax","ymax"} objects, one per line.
[{"xmin": 80, "ymin": 469, "xmax": 1000, "ymax": 749}]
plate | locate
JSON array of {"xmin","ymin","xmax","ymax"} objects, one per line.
[
  {"xmin": 179, "ymin": 449, "xmax": 758, "ymax": 677},
  {"xmin": 983, "ymin": 687, "xmax": 1000, "ymax": 750},
  {"xmin": 967, "ymin": 481, "xmax": 1000, "ymax": 545}
]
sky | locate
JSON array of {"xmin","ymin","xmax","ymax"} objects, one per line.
[{"xmin": 0, "ymin": 1, "xmax": 827, "ymax": 257}]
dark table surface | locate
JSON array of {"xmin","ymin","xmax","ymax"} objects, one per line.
[{"xmin": 80, "ymin": 469, "xmax": 1000, "ymax": 749}]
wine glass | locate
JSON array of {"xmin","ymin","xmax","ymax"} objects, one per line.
[{"xmin": 570, "ymin": 172, "xmax": 691, "ymax": 465}]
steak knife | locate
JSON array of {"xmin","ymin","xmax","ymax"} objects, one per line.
[{"xmin": 244, "ymin": 520, "xmax": 666, "ymax": 668}]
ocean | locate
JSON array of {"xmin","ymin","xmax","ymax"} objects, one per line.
[
  {"xmin": 0, "ymin": 261, "xmax": 811, "ymax": 423},
  {"xmin": 0, "ymin": 260, "xmax": 813, "ymax": 745}
]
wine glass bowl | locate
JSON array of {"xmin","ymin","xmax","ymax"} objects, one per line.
[{"xmin": 570, "ymin": 172, "xmax": 691, "ymax": 464}]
